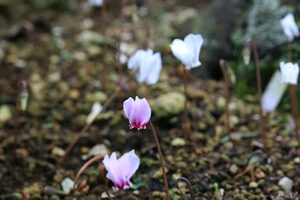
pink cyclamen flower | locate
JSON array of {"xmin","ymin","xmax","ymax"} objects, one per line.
[
  {"xmin": 103, "ymin": 150, "xmax": 140, "ymax": 190},
  {"xmin": 123, "ymin": 96, "xmax": 151, "ymax": 130}
]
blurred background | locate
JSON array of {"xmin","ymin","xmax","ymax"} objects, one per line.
[{"xmin": 0, "ymin": 0, "xmax": 300, "ymax": 198}]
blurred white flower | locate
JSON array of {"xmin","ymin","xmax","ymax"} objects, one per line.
[
  {"xmin": 86, "ymin": 102, "xmax": 102, "ymax": 124},
  {"xmin": 170, "ymin": 33, "xmax": 203, "ymax": 70},
  {"xmin": 280, "ymin": 62, "xmax": 299, "ymax": 85},
  {"xmin": 88, "ymin": 0, "xmax": 103, "ymax": 7},
  {"xmin": 280, "ymin": 13, "xmax": 299, "ymax": 42},
  {"xmin": 128, "ymin": 49, "xmax": 162, "ymax": 85}
]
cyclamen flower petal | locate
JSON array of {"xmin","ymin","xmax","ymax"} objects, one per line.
[
  {"xmin": 88, "ymin": 0, "xmax": 103, "ymax": 7},
  {"xmin": 86, "ymin": 102, "xmax": 102, "ymax": 124},
  {"xmin": 123, "ymin": 96, "xmax": 151, "ymax": 130},
  {"xmin": 280, "ymin": 62, "xmax": 299, "ymax": 85},
  {"xmin": 170, "ymin": 33, "xmax": 203, "ymax": 70},
  {"xmin": 103, "ymin": 150, "xmax": 140, "ymax": 190},
  {"xmin": 128, "ymin": 49, "xmax": 162, "ymax": 85},
  {"xmin": 280, "ymin": 13, "xmax": 299, "ymax": 42}
]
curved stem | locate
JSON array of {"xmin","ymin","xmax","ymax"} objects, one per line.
[
  {"xmin": 50, "ymin": 70, "xmax": 138, "ymax": 174},
  {"xmin": 249, "ymin": 40, "xmax": 265, "ymax": 149},
  {"xmin": 105, "ymin": 177, "xmax": 112, "ymax": 200},
  {"xmin": 177, "ymin": 177, "xmax": 194, "ymax": 200},
  {"xmin": 149, "ymin": 121, "xmax": 170, "ymax": 200},
  {"xmin": 73, "ymin": 154, "xmax": 104, "ymax": 190}
]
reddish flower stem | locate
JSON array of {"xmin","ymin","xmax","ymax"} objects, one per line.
[
  {"xmin": 287, "ymin": 41, "xmax": 299, "ymax": 139},
  {"xmin": 100, "ymin": 0, "xmax": 108, "ymax": 90},
  {"xmin": 249, "ymin": 40, "xmax": 265, "ymax": 149},
  {"xmin": 177, "ymin": 177, "xmax": 194, "ymax": 200},
  {"xmin": 73, "ymin": 154, "xmax": 104, "ymax": 190},
  {"xmin": 13, "ymin": 93, "xmax": 19, "ymax": 158},
  {"xmin": 183, "ymin": 67, "xmax": 191, "ymax": 145},
  {"xmin": 149, "ymin": 121, "xmax": 170, "ymax": 200},
  {"xmin": 50, "ymin": 70, "xmax": 138, "ymax": 174},
  {"xmin": 219, "ymin": 59, "xmax": 231, "ymax": 138}
]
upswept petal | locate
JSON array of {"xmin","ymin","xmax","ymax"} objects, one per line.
[
  {"xmin": 128, "ymin": 50, "xmax": 144, "ymax": 70},
  {"xmin": 146, "ymin": 52, "xmax": 162, "ymax": 85},
  {"xmin": 128, "ymin": 97, "xmax": 151, "ymax": 129},
  {"xmin": 123, "ymin": 97, "xmax": 134, "ymax": 119},
  {"xmin": 128, "ymin": 49, "xmax": 162, "ymax": 85},
  {"xmin": 184, "ymin": 33, "xmax": 203, "ymax": 69},
  {"xmin": 280, "ymin": 61, "xmax": 300, "ymax": 85},
  {"xmin": 170, "ymin": 39, "xmax": 194, "ymax": 68},
  {"xmin": 103, "ymin": 153, "xmax": 123, "ymax": 186},
  {"xmin": 103, "ymin": 150, "xmax": 140, "ymax": 190},
  {"xmin": 280, "ymin": 13, "xmax": 299, "ymax": 41},
  {"xmin": 118, "ymin": 150, "xmax": 140, "ymax": 181}
]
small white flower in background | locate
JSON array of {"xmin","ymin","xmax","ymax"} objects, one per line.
[
  {"xmin": 128, "ymin": 49, "xmax": 162, "ymax": 85},
  {"xmin": 280, "ymin": 13, "xmax": 299, "ymax": 42},
  {"xmin": 170, "ymin": 33, "xmax": 203, "ymax": 70},
  {"xmin": 88, "ymin": 0, "xmax": 103, "ymax": 7},
  {"xmin": 86, "ymin": 102, "xmax": 102, "ymax": 124},
  {"xmin": 280, "ymin": 62, "xmax": 299, "ymax": 85}
]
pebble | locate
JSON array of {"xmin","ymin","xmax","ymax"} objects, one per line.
[
  {"xmin": 278, "ymin": 176, "xmax": 293, "ymax": 193},
  {"xmin": 249, "ymin": 181, "xmax": 258, "ymax": 189},
  {"xmin": 229, "ymin": 164, "xmax": 238, "ymax": 174},
  {"xmin": 171, "ymin": 138, "xmax": 185, "ymax": 147}
]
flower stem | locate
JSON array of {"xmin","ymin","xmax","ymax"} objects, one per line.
[
  {"xmin": 73, "ymin": 154, "xmax": 104, "ymax": 190},
  {"xmin": 177, "ymin": 177, "xmax": 194, "ymax": 200},
  {"xmin": 219, "ymin": 59, "xmax": 231, "ymax": 139},
  {"xmin": 183, "ymin": 67, "xmax": 191, "ymax": 145},
  {"xmin": 149, "ymin": 121, "xmax": 170, "ymax": 200},
  {"xmin": 287, "ymin": 41, "xmax": 299, "ymax": 139},
  {"xmin": 249, "ymin": 40, "xmax": 265, "ymax": 149},
  {"xmin": 13, "ymin": 91, "xmax": 19, "ymax": 158},
  {"xmin": 100, "ymin": 0, "xmax": 108, "ymax": 90},
  {"xmin": 50, "ymin": 70, "xmax": 138, "ymax": 174}
]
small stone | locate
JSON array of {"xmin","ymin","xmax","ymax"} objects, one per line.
[
  {"xmin": 294, "ymin": 157, "xmax": 300, "ymax": 164},
  {"xmin": 255, "ymin": 169, "xmax": 266, "ymax": 179},
  {"xmin": 51, "ymin": 147, "xmax": 65, "ymax": 157},
  {"xmin": 229, "ymin": 164, "xmax": 238, "ymax": 174},
  {"xmin": 152, "ymin": 169, "xmax": 163, "ymax": 179},
  {"xmin": 61, "ymin": 178, "xmax": 74, "ymax": 194},
  {"xmin": 171, "ymin": 138, "xmax": 185, "ymax": 147},
  {"xmin": 287, "ymin": 140, "xmax": 299, "ymax": 148},
  {"xmin": 278, "ymin": 176, "xmax": 293, "ymax": 193},
  {"xmin": 249, "ymin": 181, "xmax": 258, "ymax": 189},
  {"xmin": 217, "ymin": 97, "xmax": 226, "ymax": 109}
]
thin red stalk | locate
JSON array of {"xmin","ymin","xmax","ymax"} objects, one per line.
[
  {"xmin": 177, "ymin": 177, "xmax": 194, "ymax": 200},
  {"xmin": 50, "ymin": 70, "xmax": 138, "ymax": 174},
  {"xmin": 73, "ymin": 154, "xmax": 104, "ymax": 190},
  {"xmin": 287, "ymin": 41, "xmax": 299, "ymax": 139},
  {"xmin": 149, "ymin": 121, "xmax": 170, "ymax": 200},
  {"xmin": 13, "ymin": 93, "xmax": 19, "ymax": 158},
  {"xmin": 219, "ymin": 59, "xmax": 231, "ymax": 138},
  {"xmin": 250, "ymin": 40, "xmax": 265, "ymax": 148},
  {"xmin": 100, "ymin": 0, "xmax": 108, "ymax": 90},
  {"xmin": 183, "ymin": 67, "xmax": 190, "ymax": 144}
]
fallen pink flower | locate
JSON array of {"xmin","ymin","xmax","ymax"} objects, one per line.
[
  {"xmin": 103, "ymin": 150, "xmax": 140, "ymax": 190},
  {"xmin": 123, "ymin": 96, "xmax": 151, "ymax": 130}
]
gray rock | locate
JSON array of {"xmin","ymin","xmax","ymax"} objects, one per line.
[{"xmin": 278, "ymin": 176, "xmax": 293, "ymax": 193}]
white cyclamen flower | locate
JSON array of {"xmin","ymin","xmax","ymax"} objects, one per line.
[
  {"xmin": 128, "ymin": 49, "xmax": 162, "ymax": 85},
  {"xmin": 86, "ymin": 102, "xmax": 102, "ymax": 124},
  {"xmin": 88, "ymin": 0, "xmax": 103, "ymax": 7},
  {"xmin": 170, "ymin": 33, "xmax": 203, "ymax": 70},
  {"xmin": 280, "ymin": 13, "xmax": 299, "ymax": 42},
  {"xmin": 280, "ymin": 62, "xmax": 299, "ymax": 85}
]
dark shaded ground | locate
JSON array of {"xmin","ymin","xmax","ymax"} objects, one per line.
[{"xmin": 0, "ymin": 1, "xmax": 300, "ymax": 199}]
